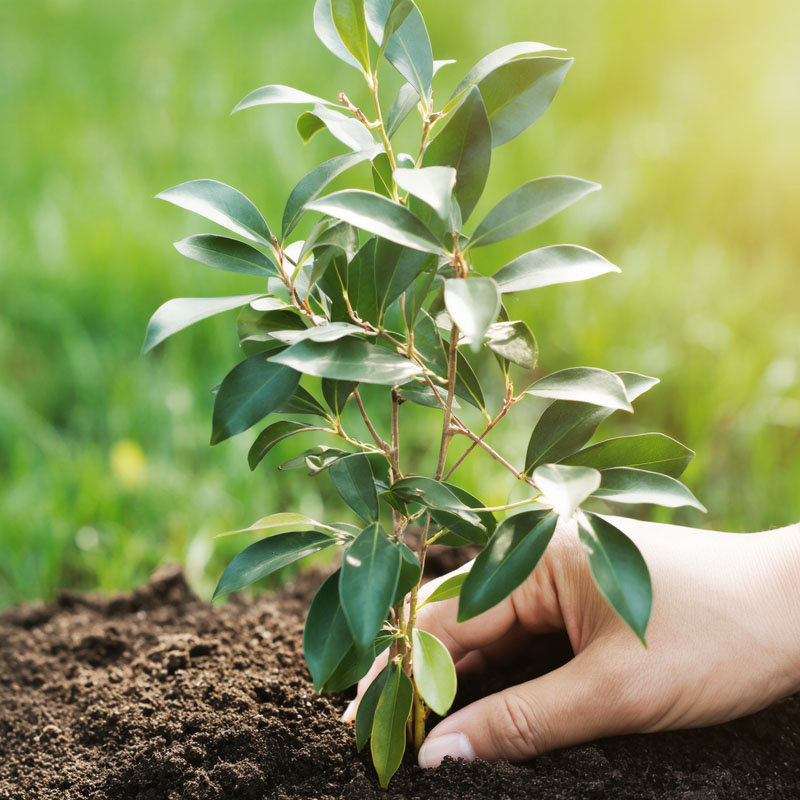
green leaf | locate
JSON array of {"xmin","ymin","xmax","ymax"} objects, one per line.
[
  {"xmin": 314, "ymin": 0, "xmax": 361, "ymax": 68},
  {"xmin": 484, "ymin": 320, "xmax": 538, "ymax": 370},
  {"xmin": 304, "ymin": 570, "xmax": 354, "ymax": 690},
  {"xmin": 322, "ymin": 379, "xmax": 357, "ymax": 417},
  {"xmin": 469, "ymin": 176, "xmax": 600, "ymax": 248},
  {"xmin": 396, "ymin": 381, "xmax": 460, "ymax": 410},
  {"xmin": 449, "ymin": 41, "xmax": 565, "ymax": 106},
  {"xmin": 356, "ymin": 663, "xmax": 393, "ymax": 751},
  {"xmin": 324, "ymin": 636, "xmax": 392, "ymax": 693},
  {"xmin": 283, "ymin": 148, "xmax": 380, "ymax": 237},
  {"xmin": 279, "ymin": 445, "xmax": 351, "ymax": 474},
  {"xmin": 423, "ymin": 86, "xmax": 491, "ymax": 222},
  {"xmin": 418, "ymin": 571, "xmax": 467, "ymax": 608},
  {"xmin": 366, "ymin": 0, "xmax": 413, "ymax": 46},
  {"xmin": 525, "ymin": 367, "xmax": 632, "ymax": 411},
  {"xmin": 232, "ymin": 84, "xmax": 340, "ymax": 114},
  {"xmin": 306, "ymin": 190, "xmax": 446, "ymax": 254},
  {"xmin": 394, "ymin": 166, "xmax": 456, "ymax": 221},
  {"xmin": 371, "ymin": 151, "xmax": 394, "ymax": 198},
  {"xmin": 345, "ymin": 237, "xmax": 380, "ymax": 324},
  {"xmin": 269, "ymin": 338, "xmax": 422, "ymax": 385},
  {"xmin": 371, "ymin": 663, "xmax": 413, "ymax": 789},
  {"xmin": 479, "ymin": 57, "xmax": 573, "ymax": 146},
  {"xmin": 211, "ymin": 351, "xmax": 301, "ymax": 445},
  {"xmin": 578, "ymin": 513, "xmax": 652, "ymax": 643},
  {"xmin": 270, "ymin": 322, "xmax": 368, "ymax": 345},
  {"xmin": 458, "ymin": 511, "xmax": 557, "ymax": 621},
  {"xmin": 331, "ymin": 0, "xmax": 371, "ymax": 71},
  {"xmin": 213, "ymin": 530, "xmax": 336, "ymax": 599},
  {"xmin": 143, "ymin": 294, "xmax": 267, "ymax": 353},
  {"xmin": 391, "ymin": 476, "xmax": 484, "ymax": 529},
  {"xmin": 297, "ymin": 105, "xmax": 377, "ymax": 151},
  {"xmin": 386, "ymin": 83, "xmax": 419, "ymax": 138},
  {"xmin": 412, "ymin": 628, "xmax": 457, "ymax": 716},
  {"xmin": 216, "ymin": 512, "xmax": 328, "ymax": 538},
  {"xmin": 237, "ymin": 306, "xmax": 306, "ymax": 355},
  {"xmin": 494, "ymin": 244, "xmax": 620, "ymax": 293},
  {"xmin": 525, "ymin": 371, "xmax": 659, "ymax": 472},
  {"xmin": 394, "ymin": 542, "xmax": 421, "ymax": 604},
  {"xmin": 340, "ymin": 522, "xmax": 401, "ymax": 648},
  {"xmin": 156, "ymin": 179, "xmax": 273, "ymax": 246},
  {"xmin": 593, "ymin": 467, "xmax": 707, "ymax": 512},
  {"xmin": 330, "ymin": 453, "xmax": 379, "ymax": 522},
  {"xmin": 248, "ymin": 420, "xmax": 325, "ymax": 470},
  {"xmin": 365, "ymin": 0, "xmax": 433, "ymax": 100},
  {"xmin": 533, "ymin": 463, "xmax": 601, "ymax": 518},
  {"xmin": 444, "ymin": 277, "xmax": 501, "ymax": 353},
  {"xmin": 560, "ymin": 433, "xmax": 695, "ymax": 478},
  {"xmin": 174, "ymin": 235, "xmax": 279, "ymax": 277},
  {"xmin": 279, "ymin": 385, "xmax": 330, "ymax": 418},
  {"xmin": 432, "ymin": 482, "xmax": 495, "ymax": 546},
  {"xmin": 374, "ymin": 239, "xmax": 434, "ymax": 321}
]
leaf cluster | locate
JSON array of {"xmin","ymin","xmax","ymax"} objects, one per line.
[{"xmin": 145, "ymin": 0, "xmax": 703, "ymax": 787}]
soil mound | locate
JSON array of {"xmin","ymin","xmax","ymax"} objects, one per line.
[{"xmin": 2, "ymin": 564, "xmax": 799, "ymax": 799}]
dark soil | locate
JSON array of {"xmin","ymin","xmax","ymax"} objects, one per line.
[{"xmin": 2, "ymin": 560, "xmax": 799, "ymax": 800}]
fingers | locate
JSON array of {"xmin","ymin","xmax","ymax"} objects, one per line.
[{"xmin": 418, "ymin": 647, "xmax": 616, "ymax": 766}]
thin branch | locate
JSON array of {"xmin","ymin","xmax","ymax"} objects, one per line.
[
  {"xmin": 354, "ymin": 389, "xmax": 391, "ymax": 454},
  {"xmin": 435, "ymin": 325, "xmax": 459, "ymax": 479}
]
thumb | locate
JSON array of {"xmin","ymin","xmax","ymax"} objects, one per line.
[{"xmin": 418, "ymin": 647, "xmax": 616, "ymax": 766}]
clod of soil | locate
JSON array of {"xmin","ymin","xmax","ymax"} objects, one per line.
[{"xmin": 1, "ymin": 563, "xmax": 799, "ymax": 800}]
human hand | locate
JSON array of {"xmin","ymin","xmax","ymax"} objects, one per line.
[{"xmin": 345, "ymin": 516, "xmax": 800, "ymax": 767}]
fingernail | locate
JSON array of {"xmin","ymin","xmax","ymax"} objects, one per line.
[
  {"xmin": 417, "ymin": 733, "xmax": 475, "ymax": 768},
  {"xmin": 342, "ymin": 698, "xmax": 358, "ymax": 723}
]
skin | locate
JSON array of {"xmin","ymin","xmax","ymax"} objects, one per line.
[{"xmin": 344, "ymin": 516, "xmax": 800, "ymax": 767}]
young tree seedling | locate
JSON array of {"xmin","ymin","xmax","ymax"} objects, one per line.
[{"xmin": 144, "ymin": 0, "xmax": 704, "ymax": 788}]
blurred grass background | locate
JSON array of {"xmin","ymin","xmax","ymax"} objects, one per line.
[{"xmin": 1, "ymin": 0, "xmax": 798, "ymax": 607}]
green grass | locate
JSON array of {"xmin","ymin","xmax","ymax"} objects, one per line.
[{"xmin": 1, "ymin": 0, "xmax": 798, "ymax": 607}]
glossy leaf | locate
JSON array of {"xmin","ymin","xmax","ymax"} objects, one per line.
[
  {"xmin": 578, "ymin": 513, "xmax": 652, "ymax": 643},
  {"xmin": 356, "ymin": 663, "xmax": 392, "ymax": 751},
  {"xmin": 270, "ymin": 322, "xmax": 367, "ymax": 345},
  {"xmin": 417, "ymin": 571, "xmax": 467, "ymax": 608},
  {"xmin": 212, "ymin": 530, "xmax": 336, "ymax": 599},
  {"xmin": 297, "ymin": 105, "xmax": 377, "ymax": 151},
  {"xmin": 485, "ymin": 320, "xmax": 538, "ymax": 369},
  {"xmin": 366, "ymin": 0, "xmax": 413, "ymax": 46},
  {"xmin": 307, "ymin": 190, "xmax": 446, "ymax": 254},
  {"xmin": 304, "ymin": 570, "xmax": 354, "ymax": 690},
  {"xmin": 174, "ymin": 235, "xmax": 279, "ymax": 277},
  {"xmin": 371, "ymin": 663, "xmax": 413, "ymax": 789},
  {"xmin": 431, "ymin": 482, "xmax": 495, "ymax": 546},
  {"xmin": 412, "ymin": 628, "xmax": 457, "ymax": 716},
  {"xmin": 391, "ymin": 476, "xmax": 483, "ymax": 528},
  {"xmin": 143, "ymin": 294, "xmax": 266, "ymax": 353},
  {"xmin": 279, "ymin": 385, "xmax": 330, "ymax": 418},
  {"xmin": 237, "ymin": 306, "xmax": 306, "ymax": 354},
  {"xmin": 248, "ymin": 420, "xmax": 325, "ymax": 470},
  {"xmin": 269, "ymin": 338, "xmax": 422, "ymax": 384},
  {"xmin": 232, "ymin": 84, "xmax": 339, "ymax": 114},
  {"xmin": 458, "ymin": 511, "xmax": 557, "ymax": 621},
  {"xmin": 423, "ymin": 86, "xmax": 491, "ymax": 222},
  {"xmin": 340, "ymin": 522, "xmax": 401, "ymax": 648},
  {"xmin": 156, "ymin": 179, "xmax": 273, "ymax": 246},
  {"xmin": 322, "ymin": 378, "xmax": 357, "ymax": 417},
  {"xmin": 593, "ymin": 467, "xmax": 707, "ymax": 511},
  {"xmin": 560, "ymin": 433, "xmax": 695, "ymax": 478},
  {"xmin": 394, "ymin": 542, "xmax": 421, "ymax": 603},
  {"xmin": 525, "ymin": 367, "xmax": 632, "ymax": 411},
  {"xmin": 330, "ymin": 453, "xmax": 379, "ymax": 522},
  {"xmin": 217, "ymin": 512, "xmax": 328, "ymax": 538},
  {"xmin": 449, "ymin": 41, "xmax": 565, "ymax": 105},
  {"xmin": 479, "ymin": 57, "xmax": 573, "ymax": 146},
  {"xmin": 283, "ymin": 148, "xmax": 379, "ymax": 237},
  {"xmin": 395, "ymin": 166, "xmax": 456, "ymax": 221},
  {"xmin": 331, "ymin": 0, "xmax": 371, "ymax": 71},
  {"xmin": 469, "ymin": 176, "xmax": 600, "ymax": 248},
  {"xmin": 444, "ymin": 277, "xmax": 501, "ymax": 353},
  {"xmin": 314, "ymin": 0, "xmax": 360, "ymax": 68},
  {"xmin": 210, "ymin": 352, "xmax": 300, "ymax": 445},
  {"xmin": 279, "ymin": 445, "xmax": 351, "ymax": 474},
  {"xmin": 397, "ymin": 381, "xmax": 460, "ymax": 410},
  {"xmin": 617, "ymin": 371, "xmax": 660, "ymax": 402},
  {"xmin": 366, "ymin": 0, "xmax": 433, "ymax": 99},
  {"xmin": 386, "ymin": 83, "xmax": 418, "ymax": 137},
  {"xmin": 374, "ymin": 239, "xmax": 433, "ymax": 320},
  {"xmin": 533, "ymin": 463, "xmax": 601, "ymax": 518},
  {"xmin": 494, "ymin": 245, "xmax": 620, "ymax": 293},
  {"xmin": 324, "ymin": 634, "xmax": 396, "ymax": 693}
]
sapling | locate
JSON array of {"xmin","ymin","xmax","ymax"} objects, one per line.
[{"xmin": 144, "ymin": 0, "xmax": 704, "ymax": 787}]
